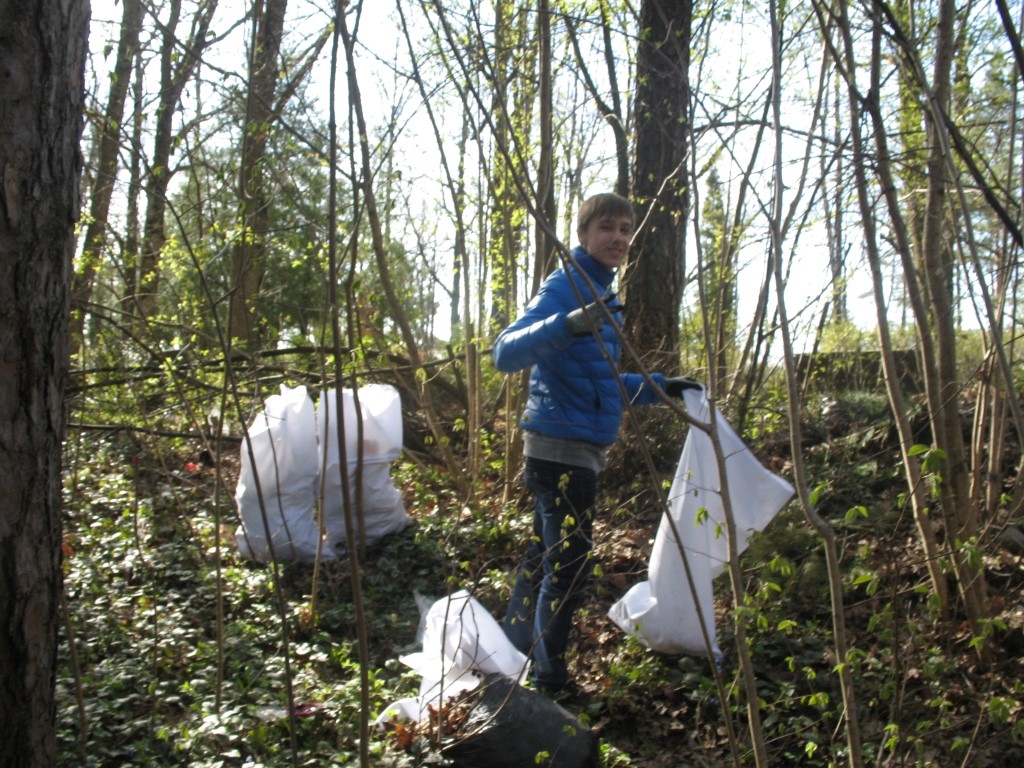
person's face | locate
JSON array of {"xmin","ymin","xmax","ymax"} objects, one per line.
[{"xmin": 578, "ymin": 212, "xmax": 633, "ymax": 271}]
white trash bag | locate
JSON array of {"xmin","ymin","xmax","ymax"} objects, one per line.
[
  {"xmin": 317, "ymin": 384, "xmax": 410, "ymax": 556},
  {"xmin": 234, "ymin": 383, "xmax": 410, "ymax": 563},
  {"xmin": 376, "ymin": 589, "xmax": 529, "ymax": 725},
  {"xmin": 608, "ymin": 387, "xmax": 794, "ymax": 656},
  {"xmin": 235, "ymin": 385, "xmax": 322, "ymax": 563},
  {"xmin": 376, "ymin": 593, "xmax": 598, "ymax": 768}
]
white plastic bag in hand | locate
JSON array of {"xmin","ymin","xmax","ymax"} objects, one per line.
[{"xmin": 609, "ymin": 388, "xmax": 794, "ymax": 655}]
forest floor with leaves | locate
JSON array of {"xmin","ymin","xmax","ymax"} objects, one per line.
[{"xmin": 57, "ymin": 390, "xmax": 1024, "ymax": 767}]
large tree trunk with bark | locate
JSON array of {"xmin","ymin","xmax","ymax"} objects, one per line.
[
  {"xmin": 0, "ymin": 0, "xmax": 88, "ymax": 764},
  {"xmin": 624, "ymin": 0, "xmax": 692, "ymax": 374}
]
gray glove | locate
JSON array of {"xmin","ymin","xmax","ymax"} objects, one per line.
[
  {"xmin": 664, "ymin": 376, "xmax": 703, "ymax": 397},
  {"xmin": 566, "ymin": 296, "xmax": 622, "ymax": 337}
]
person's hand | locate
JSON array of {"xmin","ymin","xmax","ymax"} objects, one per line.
[
  {"xmin": 664, "ymin": 376, "xmax": 703, "ymax": 397},
  {"xmin": 565, "ymin": 295, "xmax": 622, "ymax": 337}
]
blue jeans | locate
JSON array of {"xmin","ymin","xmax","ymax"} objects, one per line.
[{"xmin": 503, "ymin": 457, "xmax": 597, "ymax": 689}]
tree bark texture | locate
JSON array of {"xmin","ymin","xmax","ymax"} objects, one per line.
[
  {"xmin": 133, "ymin": 0, "xmax": 216, "ymax": 329},
  {"xmin": 71, "ymin": 0, "xmax": 143, "ymax": 354},
  {"xmin": 625, "ymin": 0, "xmax": 692, "ymax": 374},
  {"xmin": 230, "ymin": 0, "xmax": 288, "ymax": 346},
  {"xmin": 919, "ymin": 0, "xmax": 989, "ymax": 628},
  {"xmin": 0, "ymin": 0, "xmax": 88, "ymax": 764}
]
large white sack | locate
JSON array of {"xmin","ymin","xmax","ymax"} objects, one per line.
[
  {"xmin": 235, "ymin": 385, "xmax": 324, "ymax": 563},
  {"xmin": 317, "ymin": 383, "xmax": 403, "ymax": 466},
  {"xmin": 608, "ymin": 388, "xmax": 794, "ymax": 656},
  {"xmin": 377, "ymin": 589, "xmax": 529, "ymax": 725},
  {"xmin": 317, "ymin": 385, "xmax": 410, "ymax": 555}
]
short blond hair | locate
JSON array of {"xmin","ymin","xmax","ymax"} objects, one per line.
[{"xmin": 577, "ymin": 192, "xmax": 634, "ymax": 233}]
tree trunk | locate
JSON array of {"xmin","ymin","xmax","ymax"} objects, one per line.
[
  {"xmin": 339, "ymin": 10, "xmax": 466, "ymax": 498},
  {"xmin": 848, "ymin": 11, "xmax": 951, "ymax": 612},
  {"xmin": 131, "ymin": 0, "xmax": 217, "ymax": 331},
  {"xmin": 0, "ymin": 0, "xmax": 88, "ymax": 764},
  {"xmin": 824, "ymin": 72, "xmax": 848, "ymax": 325},
  {"xmin": 71, "ymin": 0, "xmax": 143, "ymax": 357},
  {"xmin": 625, "ymin": 0, "xmax": 692, "ymax": 374},
  {"xmin": 229, "ymin": 0, "xmax": 289, "ymax": 346},
  {"xmin": 918, "ymin": 0, "xmax": 989, "ymax": 631},
  {"xmin": 699, "ymin": 169, "xmax": 739, "ymax": 386},
  {"xmin": 536, "ymin": 0, "xmax": 555, "ymax": 282},
  {"xmin": 857, "ymin": 0, "xmax": 990, "ymax": 637}
]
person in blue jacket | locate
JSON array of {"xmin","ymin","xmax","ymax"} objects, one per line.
[{"xmin": 492, "ymin": 192, "xmax": 701, "ymax": 695}]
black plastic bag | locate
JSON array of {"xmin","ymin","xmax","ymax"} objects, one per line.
[{"xmin": 442, "ymin": 674, "xmax": 599, "ymax": 768}]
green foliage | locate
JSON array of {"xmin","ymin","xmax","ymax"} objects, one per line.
[
  {"xmin": 62, "ymin": 0, "xmax": 1024, "ymax": 763},
  {"xmin": 815, "ymin": 320, "xmax": 875, "ymax": 353},
  {"xmin": 57, "ymin": 371, "xmax": 1024, "ymax": 766},
  {"xmin": 59, "ymin": 436, "xmax": 436, "ymax": 767}
]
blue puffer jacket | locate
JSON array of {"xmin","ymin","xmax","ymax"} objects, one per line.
[{"xmin": 492, "ymin": 247, "xmax": 667, "ymax": 446}]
